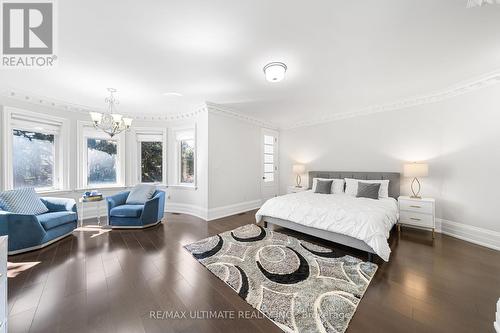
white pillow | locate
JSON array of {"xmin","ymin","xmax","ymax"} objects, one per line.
[
  {"xmin": 311, "ymin": 178, "xmax": 345, "ymax": 194},
  {"xmin": 344, "ymin": 178, "xmax": 390, "ymax": 198}
]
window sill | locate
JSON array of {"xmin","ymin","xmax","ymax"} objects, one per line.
[
  {"xmin": 36, "ymin": 189, "xmax": 73, "ymax": 196},
  {"xmin": 75, "ymin": 185, "xmax": 128, "ymax": 192},
  {"xmin": 167, "ymin": 184, "xmax": 197, "ymax": 190}
]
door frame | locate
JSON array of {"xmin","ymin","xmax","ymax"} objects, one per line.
[{"xmin": 261, "ymin": 128, "xmax": 279, "ymax": 201}]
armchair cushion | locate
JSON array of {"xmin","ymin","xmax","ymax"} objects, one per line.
[
  {"xmin": 40, "ymin": 197, "xmax": 77, "ymax": 213},
  {"xmin": 37, "ymin": 211, "xmax": 77, "ymax": 230},
  {"xmin": 126, "ymin": 184, "xmax": 156, "ymax": 205},
  {"xmin": 110, "ymin": 204, "xmax": 144, "ymax": 218},
  {"xmin": 0, "ymin": 187, "xmax": 48, "ymax": 215}
]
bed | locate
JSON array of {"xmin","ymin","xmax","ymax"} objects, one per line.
[{"xmin": 255, "ymin": 171, "xmax": 400, "ymax": 262}]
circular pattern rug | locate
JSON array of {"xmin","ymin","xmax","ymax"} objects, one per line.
[{"xmin": 184, "ymin": 224, "xmax": 377, "ymax": 333}]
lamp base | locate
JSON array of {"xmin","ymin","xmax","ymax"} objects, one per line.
[
  {"xmin": 410, "ymin": 177, "xmax": 422, "ymax": 199},
  {"xmin": 295, "ymin": 174, "xmax": 302, "ymax": 188}
]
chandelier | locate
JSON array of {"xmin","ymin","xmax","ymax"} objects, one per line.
[{"xmin": 89, "ymin": 88, "xmax": 133, "ymax": 137}]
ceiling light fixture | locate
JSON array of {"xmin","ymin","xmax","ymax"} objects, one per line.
[
  {"xmin": 89, "ymin": 88, "xmax": 133, "ymax": 138},
  {"xmin": 263, "ymin": 62, "xmax": 287, "ymax": 82}
]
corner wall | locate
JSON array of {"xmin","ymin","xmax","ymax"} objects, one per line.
[
  {"xmin": 0, "ymin": 96, "xmax": 208, "ymax": 220},
  {"xmin": 206, "ymin": 107, "xmax": 265, "ymax": 220},
  {"xmin": 279, "ymin": 84, "xmax": 500, "ymax": 249}
]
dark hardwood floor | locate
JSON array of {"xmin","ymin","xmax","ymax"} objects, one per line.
[{"xmin": 6, "ymin": 211, "xmax": 500, "ymax": 333}]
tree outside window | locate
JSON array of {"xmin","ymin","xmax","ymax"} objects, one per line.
[
  {"xmin": 12, "ymin": 129, "xmax": 55, "ymax": 189},
  {"xmin": 141, "ymin": 141, "xmax": 163, "ymax": 183},
  {"xmin": 87, "ymin": 138, "xmax": 117, "ymax": 185},
  {"xmin": 180, "ymin": 139, "xmax": 194, "ymax": 183}
]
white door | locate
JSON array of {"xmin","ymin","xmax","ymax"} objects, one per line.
[{"xmin": 261, "ymin": 129, "xmax": 279, "ymax": 202}]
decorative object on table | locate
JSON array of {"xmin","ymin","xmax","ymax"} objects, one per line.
[
  {"xmin": 292, "ymin": 164, "xmax": 306, "ymax": 188},
  {"xmin": 107, "ymin": 186, "xmax": 165, "ymax": 228},
  {"xmin": 185, "ymin": 224, "xmax": 377, "ymax": 333},
  {"xmin": 403, "ymin": 162, "xmax": 428, "ymax": 199},
  {"xmin": 88, "ymin": 88, "xmax": 133, "ymax": 138},
  {"xmin": 398, "ymin": 196, "xmax": 436, "ymax": 238},
  {"xmin": 82, "ymin": 190, "xmax": 103, "ymax": 202},
  {"xmin": 0, "ymin": 189, "xmax": 77, "ymax": 254}
]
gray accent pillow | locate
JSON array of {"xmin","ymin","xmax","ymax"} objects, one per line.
[
  {"xmin": 0, "ymin": 187, "xmax": 49, "ymax": 215},
  {"xmin": 126, "ymin": 184, "xmax": 156, "ymax": 205},
  {"xmin": 356, "ymin": 182, "xmax": 381, "ymax": 199},
  {"xmin": 314, "ymin": 180, "xmax": 333, "ymax": 194}
]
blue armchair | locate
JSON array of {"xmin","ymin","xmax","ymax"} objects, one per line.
[
  {"xmin": 0, "ymin": 197, "xmax": 78, "ymax": 255},
  {"xmin": 107, "ymin": 190, "xmax": 165, "ymax": 228}
]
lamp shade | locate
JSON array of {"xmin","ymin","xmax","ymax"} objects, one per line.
[
  {"xmin": 89, "ymin": 112, "xmax": 103, "ymax": 123},
  {"xmin": 403, "ymin": 163, "xmax": 428, "ymax": 177},
  {"xmin": 292, "ymin": 164, "xmax": 306, "ymax": 174}
]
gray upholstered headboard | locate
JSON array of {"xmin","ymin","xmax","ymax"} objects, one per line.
[{"xmin": 308, "ymin": 171, "xmax": 401, "ymax": 199}]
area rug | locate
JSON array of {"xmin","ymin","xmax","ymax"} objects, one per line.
[{"xmin": 184, "ymin": 224, "xmax": 377, "ymax": 333}]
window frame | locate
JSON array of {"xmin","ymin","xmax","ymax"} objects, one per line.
[
  {"xmin": 2, "ymin": 107, "xmax": 69, "ymax": 192},
  {"xmin": 134, "ymin": 127, "xmax": 167, "ymax": 186},
  {"xmin": 77, "ymin": 121, "xmax": 126, "ymax": 189},
  {"xmin": 173, "ymin": 127, "xmax": 197, "ymax": 187}
]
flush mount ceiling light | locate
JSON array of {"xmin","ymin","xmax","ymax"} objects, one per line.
[{"xmin": 263, "ymin": 62, "xmax": 287, "ymax": 82}]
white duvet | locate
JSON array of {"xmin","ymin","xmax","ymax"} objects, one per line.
[{"xmin": 255, "ymin": 191, "xmax": 398, "ymax": 261}]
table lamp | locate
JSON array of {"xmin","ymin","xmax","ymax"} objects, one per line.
[
  {"xmin": 403, "ymin": 163, "xmax": 429, "ymax": 199},
  {"xmin": 292, "ymin": 164, "xmax": 306, "ymax": 188}
]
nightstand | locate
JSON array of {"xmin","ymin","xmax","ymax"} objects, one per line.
[
  {"xmin": 287, "ymin": 186, "xmax": 308, "ymax": 194},
  {"xmin": 398, "ymin": 196, "xmax": 436, "ymax": 238}
]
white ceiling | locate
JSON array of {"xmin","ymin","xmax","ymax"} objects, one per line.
[{"xmin": 1, "ymin": 0, "xmax": 500, "ymax": 127}]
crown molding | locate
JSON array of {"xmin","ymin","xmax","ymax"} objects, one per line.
[
  {"xmin": 2, "ymin": 68, "xmax": 500, "ymax": 129},
  {"xmin": 0, "ymin": 87, "xmax": 207, "ymax": 122},
  {"xmin": 205, "ymin": 102, "xmax": 279, "ymax": 130},
  {"xmin": 283, "ymin": 69, "xmax": 500, "ymax": 130}
]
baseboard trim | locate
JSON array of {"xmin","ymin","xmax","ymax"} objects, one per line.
[
  {"xmin": 207, "ymin": 199, "xmax": 262, "ymax": 221},
  {"xmin": 436, "ymin": 218, "xmax": 500, "ymax": 251},
  {"xmin": 166, "ymin": 203, "xmax": 208, "ymax": 220}
]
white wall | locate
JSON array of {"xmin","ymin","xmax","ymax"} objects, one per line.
[
  {"xmin": 206, "ymin": 109, "xmax": 264, "ymax": 220},
  {"xmin": 280, "ymin": 84, "xmax": 500, "ymax": 238},
  {"xmin": 0, "ymin": 96, "xmax": 208, "ymax": 219}
]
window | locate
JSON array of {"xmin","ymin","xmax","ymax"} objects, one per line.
[
  {"xmin": 2, "ymin": 108, "xmax": 68, "ymax": 191},
  {"xmin": 135, "ymin": 129, "xmax": 166, "ymax": 185},
  {"xmin": 87, "ymin": 138, "xmax": 117, "ymax": 185},
  {"xmin": 175, "ymin": 129, "xmax": 196, "ymax": 185},
  {"xmin": 263, "ymin": 134, "xmax": 275, "ymax": 182},
  {"xmin": 12, "ymin": 129, "xmax": 55, "ymax": 189},
  {"xmin": 180, "ymin": 139, "xmax": 195, "ymax": 184},
  {"xmin": 79, "ymin": 123, "xmax": 124, "ymax": 188},
  {"xmin": 141, "ymin": 141, "xmax": 163, "ymax": 183}
]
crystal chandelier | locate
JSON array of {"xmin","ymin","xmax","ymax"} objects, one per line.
[{"xmin": 89, "ymin": 88, "xmax": 133, "ymax": 137}]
